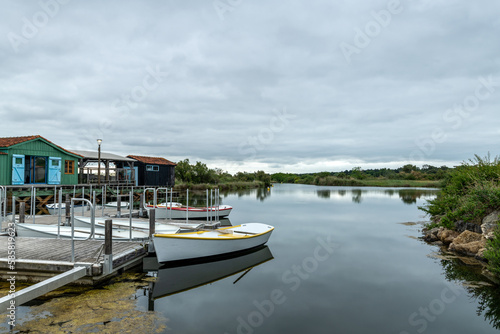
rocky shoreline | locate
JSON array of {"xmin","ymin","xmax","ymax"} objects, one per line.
[{"xmin": 422, "ymin": 211, "xmax": 500, "ymax": 265}]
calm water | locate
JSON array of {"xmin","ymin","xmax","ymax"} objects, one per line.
[
  {"xmin": 5, "ymin": 184, "xmax": 500, "ymax": 333},
  {"xmin": 140, "ymin": 184, "xmax": 500, "ymax": 334}
]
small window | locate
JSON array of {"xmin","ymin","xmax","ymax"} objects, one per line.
[
  {"xmin": 146, "ymin": 165, "xmax": 159, "ymax": 172},
  {"xmin": 65, "ymin": 160, "xmax": 75, "ymax": 175},
  {"xmin": 51, "ymin": 159, "xmax": 60, "ymax": 167},
  {"xmin": 15, "ymin": 157, "xmax": 23, "ymax": 165}
]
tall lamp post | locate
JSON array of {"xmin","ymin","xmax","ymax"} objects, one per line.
[{"xmin": 97, "ymin": 139, "xmax": 102, "ymax": 187}]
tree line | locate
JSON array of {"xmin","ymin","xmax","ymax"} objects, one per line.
[
  {"xmin": 174, "ymin": 159, "xmax": 271, "ymax": 186},
  {"xmin": 271, "ymin": 164, "xmax": 451, "ymax": 185}
]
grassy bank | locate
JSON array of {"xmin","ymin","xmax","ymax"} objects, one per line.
[{"xmin": 419, "ymin": 154, "xmax": 500, "ymax": 277}]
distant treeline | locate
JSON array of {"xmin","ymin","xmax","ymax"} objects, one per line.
[
  {"xmin": 174, "ymin": 160, "xmax": 451, "ymax": 189},
  {"xmin": 271, "ymin": 164, "xmax": 450, "ymax": 186},
  {"xmin": 175, "ymin": 159, "xmax": 271, "ymax": 188}
]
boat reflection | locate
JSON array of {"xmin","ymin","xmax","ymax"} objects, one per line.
[
  {"xmin": 146, "ymin": 246, "xmax": 274, "ymax": 309},
  {"xmin": 316, "ymin": 188, "xmax": 438, "ymax": 204}
]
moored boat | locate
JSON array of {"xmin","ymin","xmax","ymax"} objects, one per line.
[
  {"xmin": 103, "ymin": 201, "xmax": 130, "ymax": 209},
  {"xmin": 146, "ymin": 203, "xmax": 232, "ymax": 219},
  {"xmin": 153, "ymin": 223, "xmax": 274, "ymax": 263},
  {"xmin": 15, "ymin": 223, "xmax": 150, "ymax": 240},
  {"xmin": 45, "ymin": 203, "xmax": 84, "ymax": 215},
  {"xmin": 74, "ymin": 216, "xmax": 183, "ymax": 234}
]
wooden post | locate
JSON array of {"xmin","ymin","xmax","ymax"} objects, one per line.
[
  {"xmin": 19, "ymin": 202, "xmax": 25, "ymax": 224},
  {"xmin": 104, "ymin": 219, "xmax": 113, "ymax": 274},
  {"xmin": 149, "ymin": 209, "xmax": 155, "ymax": 238},
  {"xmin": 117, "ymin": 196, "xmax": 121, "ymax": 218},
  {"xmin": 139, "ymin": 194, "xmax": 144, "ymax": 217},
  {"xmin": 105, "ymin": 219, "xmax": 112, "ymax": 255},
  {"xmin": 148, "ymin": 209, "xmax": 155, "ymax": 253},
  {"xmin": 65, "ymin": 194, "xmax": 71, "ymax": 225}
]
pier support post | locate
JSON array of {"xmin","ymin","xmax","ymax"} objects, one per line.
[
  {"xmin": 139, "ymin": 194, "xmax": 144, "ymax": 217},
  {"xmin": 117, "ymin": 196, "xmax": 121, "ymax": 218},
  {"xmin": 65, "ymin": 194, "xmax": 71, "ymax": 225},
  {"xmin": 19, "ymin": 202, "xmax": 25, "ymax": 224},
  {"xmin": 104, "ymin": 219, "xmax": 113, "ymax": 275},
  {"xmin": 148, "ymin": 209, "xmax": 155, "ymax": 253}
]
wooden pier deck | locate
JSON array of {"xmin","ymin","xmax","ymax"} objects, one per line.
[{"xmin": 0, "ymin": 237, "xmax": 147, "ymax": 284}]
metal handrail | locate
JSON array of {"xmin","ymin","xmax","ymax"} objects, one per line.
[{"xmin": 70, "ymin": 198, "xmax": 95, "ymax": 263}]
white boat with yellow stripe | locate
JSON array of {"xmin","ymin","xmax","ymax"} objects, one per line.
[{"xmin": 153, "ymin": 223, "xmax": 274, "ymax": 263}]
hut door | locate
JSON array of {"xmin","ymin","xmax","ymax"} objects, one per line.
[
  {"xmin": 48, "ymin": 157, "xmax": 61, "ymax": 185},
  {"xmin": 12, "ymin": 154, "xmax": 25, "ymax": 185}
]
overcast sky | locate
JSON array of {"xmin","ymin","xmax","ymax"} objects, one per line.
[{"xmin": 1, "ymin": 0, "xmax": 499, "ymax": 173}]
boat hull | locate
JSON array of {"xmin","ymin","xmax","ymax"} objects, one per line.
[
  {"xmin": 73, "ymin": 216, "xmax": 180, "ymax": 234},
  {"xmin": 16, "ymin": 223, "xmax": 150, "ymax": 240},
  {"xmin": 148, "ymin": 205, "xmax": 232, "ymax": 220},
  {"xmin": 153, "ymin": 223, "xmax": 274, "ymax": 262}
]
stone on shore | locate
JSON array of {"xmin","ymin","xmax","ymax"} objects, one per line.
[
  {"xmin": 449, "ymin": 230, "xmax": 486, "ymax": 256},
  {"xmin": 437, "ymin": 229, "xmax": 460, "ymax": 245},
  {"xmin": 481, "ymin": 211, "xmax": 500, "ymax": 240}
]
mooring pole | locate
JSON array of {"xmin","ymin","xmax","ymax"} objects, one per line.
[
  {"xmin": 104, "ymin": 219, "xmax": 113, "ymax": 275},
  {"xmin": 148, "ymin": 209, "xmax": 156, "ymax": 253},
  {"xmin": 65, "ymin": 194, "xmax": 71, "ymax": 225},
  {"xmin": 19, "ymin": 202, "xmax": 25, "ymax": 224}
]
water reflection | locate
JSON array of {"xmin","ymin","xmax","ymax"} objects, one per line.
[
  {"xmin": 145, "ymin": 246, "xmax": 274, "ymax": 309},
  {"xmin": 440, "ymin": 256, "xmax": 500, "ymax": 329},
  {"xmin": 316, "ymin": 188, "xmax": 439, "ymax": 204}
]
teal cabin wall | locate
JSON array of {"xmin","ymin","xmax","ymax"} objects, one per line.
[
  {"xmin": 0, "ymin": 153, "xmax": 7, "ymax": 185},
  {"xmin": 2, "ymin": 139, "xmax": 79, "ymax": 186}
]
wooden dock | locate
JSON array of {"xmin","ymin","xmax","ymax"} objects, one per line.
[{"xmin": 0, "ymin": 237, "xmax": 147, "ymax": 284}]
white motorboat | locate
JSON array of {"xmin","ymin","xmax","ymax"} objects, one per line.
[
  {"xmin": 45, "ymin": 203, "xmax": 84, "ymax": 215},
  {"xmin": 153, "ymin": 223, "xmax": 274, "ymax": 263},
  {"xmin": 15, "ymin": 223, "xmax": 150, "ymax": 240},
  {"xmin": 146, "ymin": 203, "xmax": 232, "ymax": 220},
  {"xmin": 74, "ymin": 216, "xmax": 182, "ymax": 234},
  {"xmin": 103, "ymin": 201, "xmax": 130, "ymax": 209}
]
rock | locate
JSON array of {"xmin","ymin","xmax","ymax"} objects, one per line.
[
  {"xmin": 438, "ymin": 229, "xmax": 460, "ymax": 245},
  {"xmin": 449, "ymin": 239, "xmax": 487, "ymax": 256},
  {"xmin": 481, "ymin": 211, "xmax": 500, "ymax": 240},
  {"xmin": 451, "ymin": 230, "xmax": 483, "ymax": 245},
  {"xmin": 423, "ymin": 227, "xmax": 442, "ymax": 242},
  {"xmin": 475, "ymin": 248, "xmax": 486, "ymax": 262},
  {"xmin": 455, "ymin": 220, "xmax": 482, "ymax": 234}
]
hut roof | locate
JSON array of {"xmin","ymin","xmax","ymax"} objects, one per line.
[
  {"xmin": 127, "ymin": 155, "xmax": 176, "ymax": 166},
  {"xmin": 0, "ymin": 135, "xmax": 83, "ymax": 158}
]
